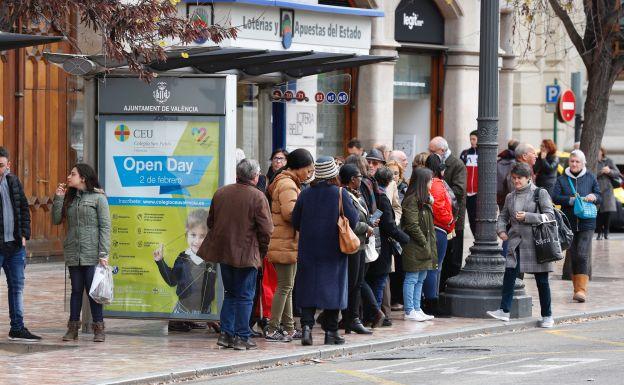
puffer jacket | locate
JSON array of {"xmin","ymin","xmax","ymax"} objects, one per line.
[
  {"xmin": 52, "ymin": 189, "xmax": 111, "ymax": 266},
  {"xmin": 266, "ymin": 170, "xmax": 302, "ymax": 264},
  {"xmin": 430, "ymin": 177, "xmax": 455, "ymax": 233},
  {"xmin": 400, "ymin": 194, "xmax": 437, "ymax": 272}
]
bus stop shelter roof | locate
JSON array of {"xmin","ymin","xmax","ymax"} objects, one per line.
[
  {"xmin": 44, "ymin": 47, "xmax": 396, "ymax": 78},
  {"xmin": 0, "ymin": 32, "xmax": 63, "ymax": 50}
]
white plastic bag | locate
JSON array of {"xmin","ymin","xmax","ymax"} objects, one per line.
[
  {"xmin": 89, "ymin": 265, "xmax": 114, "ymax": 305},
  {"xmin": 364, "ymin": 235, "xmax": 378, "ymax": 263}
]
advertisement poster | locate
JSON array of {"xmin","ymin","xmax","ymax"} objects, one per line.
[{"xmin": 102, "ymin": 117, "xmax": 223, "ymax": 320}]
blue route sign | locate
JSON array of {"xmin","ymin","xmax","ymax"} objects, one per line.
[{"xmin": 546, "ymin": 85, "xmax": 561, "ymax": 104}]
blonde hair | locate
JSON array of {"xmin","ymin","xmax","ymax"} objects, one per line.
[{"xmin": 386, "ymin": 160, "xmax": 404, "ymax": 182}]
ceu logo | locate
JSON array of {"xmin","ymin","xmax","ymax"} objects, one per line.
[
  {"xmin": 192, "ymin": 127, "xmax": 208, "ymax": 144},
  {"xmin": 153, "ymin": 81, "xmax": 171, "ymax": 104},
  {"xmin": 114, "ymin": 124, "xmax": 131, "ymax": 142},
  {"xmin": 280, "ymin": 10, "xmax": 294, "ymax": 49}
]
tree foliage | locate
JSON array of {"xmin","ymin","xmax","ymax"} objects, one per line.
[
  {"xmin": 0, "ymin": 0, "xmax": 238, "ymax": 80},
  {"xmin": 509, "ymin": 0, "xmax": 624, "ymax": 171}
]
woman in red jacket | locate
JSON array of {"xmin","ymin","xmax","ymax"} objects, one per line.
[{"xmin": 422, "ymin": 154, "xmax": 456, "ymax": 313}]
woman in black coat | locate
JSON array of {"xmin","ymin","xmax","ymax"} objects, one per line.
[
  {"xmin": 366, "ymin": 167, "xmax": 409, "ymax": 317},
  {"xmin": 534, "ymin": 139, "xmax": 559, "ymax": 196}
]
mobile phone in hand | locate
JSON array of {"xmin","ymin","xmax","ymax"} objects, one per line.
[{"xmin": 370, "ymin": 209, "xmax": 383, "ymax": 222}]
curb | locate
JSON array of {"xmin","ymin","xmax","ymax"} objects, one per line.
[{"xmin": 100, "ymin": 307, "xmax": 624, "ymax": 385}]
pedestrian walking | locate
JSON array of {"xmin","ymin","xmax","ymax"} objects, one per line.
[
  {"xmin": 264, "ymin": 149, "xmax": 314, "ymax": 343},
  {"xmin": 401, "ymin": 167, "xmax": 437, "ymax": 322},
  {"xmin": 422, "ymin": 154, "xmax": 455, "ymax": 315},
  {"xmin": 460, "ymin": 130, "xmax": 478, "ymax": 236},
  {"xmin": 429, "ymin": 137, "xmax": 466, "ymax": 293},
  {"xmin": 0, "ymin": 147, "xmax": 40, "ymax": 342},
  {"xmin": 198, "ymin": 159, "xmax": 274, "ymax": 351},
  {"xmin": 596, "ymin": 147, "xmax": 622, "ymax": 240},
  {"xmin": 552, "ymin": 150, "xmax": 601, "ymax": 303},
  {"xmin": 292, "ymin": 156, "xmax": 359, "ymax": 346},
  {"xmin": 488, "ymin": 162, "xmax": 555, "ymax": 328},
  {"xmin": 53, "ymin": 163, "xmax": 111, "ymax": 342},
  {"xmin": 339, "ymin": 164, "xmax": 373, "ymax": 335},
  {"xmin": 533, "ymin": 139, "xmax": 559, "ymax": 196}
]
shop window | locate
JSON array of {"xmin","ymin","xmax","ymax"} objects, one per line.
[
  {"xmin": 67, "ymin": 76, "xmax": 84, "ymax": 165},
  {"xmin": 236, "ymin": 83, "xmax": 259, "ymax": 161},
  {"xmin": 317, "ymin": 71, "xmax": 347, "ymax": 157}
]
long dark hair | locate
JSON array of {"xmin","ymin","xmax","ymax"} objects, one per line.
[
  {"xmin": 62, "ymin": 163, "xmax": 102, "ymax": 221},
  {"xmin": 425, "ymin": 154, "xmax": 445, "ymax": 179},
  {"xmin": 406, "ymin": 168, "xmax": 433, "ymax": 204}
]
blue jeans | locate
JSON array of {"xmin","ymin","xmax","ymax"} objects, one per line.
[
  {"xmin": 422, "ymin": 229, "xmax": 448, "ymax": 299},
  {"xmin": 500, "ymin": 252, "xmax": 552, "ymax": 317},
  {"xmin": 0, "ymin": 245, "xmax": 26, "ymax": 332},
  {"xmin": 220, "ymin": 264, "xmax": 257, "ymax": 340},
  {"xmin": 68, "ymin": 265, "xmax": 103, "ymax": 322},
  {"xmin": 367, "ymin": 273, "xmax": 388, "ymax": 309},
  {"xmin": 403, "ymin": 271, "xmax": 428, "ymax": 314}
]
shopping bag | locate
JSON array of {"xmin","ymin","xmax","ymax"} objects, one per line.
[
  {"xmin": 89, "ymin": 265, "xmax": 114, "ymax": 305},
  {"xmin": 532, "ymin": 219, "xmax": 565, "ymax": 264}
]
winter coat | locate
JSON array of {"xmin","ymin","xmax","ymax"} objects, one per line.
[
  {"xmin": 198, "ymin": 182, "xmax": 274, "ymax": 269},
  {"xmin": 266, "ymin": 170, "xmax": 302, "ymax": 264},
  {"xmin": 346, "ymin": 189, "xmax": 370, "ymax": 252},
  {"xmin": 0, "ymin": 173, "xmax": 30, "ymax": 243},
  {"xmin": 156, "ymin": 251, "xmax": 217, "ymax": 313},
  {"xmin": 360, "ymin": 177, "xmax": 378, "ymax": 214},
  {"xmin": 368, "ymin": 191, "xmax": 409, "ymax": 276},
  {"xmin": 292, "ymin": 181, "xmax": 359, "ymax": 310},
  {"xmin": 597, "ymin": 157, "xmax": 621, "ymax": 213},
  {"xmin": 431, "ymin": 177, "xmax": 455, "ymax": 233},
  {"xmin": 497, "ymin": 183, "xmax": 555, "ymax": 273},
  {"xmin": 52, "ymin": 189, "xmax": 111, "ymax": 267},
  {"xmin": 443, "ymin": 153, "xmax": 467, "ymax": 231},
  {"xmin": 534, "ymin": 154, "xmax": 559, "ymax": 195},
  {"xmin": 552, "ymin": 168, "xmax": 602, "ymax": 232},
  {"xmin": 460, "ymin": 147, "xmax": 478, "ymax": 195},
  {"xmin": 400, "ymin": 194, "xmax": 437, "ymax": 272},
  {"xmin": 497, "ymin": 151, "xmax": 516, "ymax": 208}
]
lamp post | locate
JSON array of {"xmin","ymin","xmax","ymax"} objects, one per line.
[{"xmin": 440, "ymin": 0, "xmax": 532, "ymax": 318}]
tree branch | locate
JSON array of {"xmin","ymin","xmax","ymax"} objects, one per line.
[{"xmin": 547, "ymin": 0, "xmax": 591, "ymax": 68}]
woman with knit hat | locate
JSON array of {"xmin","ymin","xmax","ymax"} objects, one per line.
[
  {"xmin": 292, "ymin": 156, "xmax": 359, "ymax": 346},
  {"xmin": 265, "ymin": 149, "xmax": 314, "ymax": 343}
]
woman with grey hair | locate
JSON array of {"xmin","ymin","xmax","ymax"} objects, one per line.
[
  {"xmin": 487, "ymin": 162, "xmax": 556, "ymax": 328},
  {"xmin": 553, "ymin": 150, "xmax": 601, "ymax": 303}
]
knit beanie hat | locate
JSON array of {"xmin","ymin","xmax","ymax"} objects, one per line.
[
  {"xmin": 315, "ymin": 156, "xmax": 339, "ymax": 180},
  {"xmin": 286, "ymin": 148, "xmax": 314, "ymax": 170}
]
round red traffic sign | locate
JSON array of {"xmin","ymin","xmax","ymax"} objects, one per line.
[
  {"xmin": 272, "ymin": 90, "xmax": 282, "ymax": 101},
  {"xmin": 296, "ymin": 90, "xmax": 307, "ymax": 102},
  {"xmin": 558, "ymin": 90, "xmax": 576, "ymax": 122},
  {"xmin": 284, "ymin": 90, "xmax": 294, "ymax": 102},
  {"xmin": 314, "ymin": 92, "xmax": 325, "ymax": 103}
]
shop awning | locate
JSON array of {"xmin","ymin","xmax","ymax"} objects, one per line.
[
  {"xmin": 0, "ymin": 32, "xmax": 63, "ymax": 50},
  {"xmin": 44, "ymin": 47, "xmax": 396, "ymax": 79}
]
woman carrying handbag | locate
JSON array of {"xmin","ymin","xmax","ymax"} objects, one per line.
[{"xmin": 53, "ymin": 164, "xmax": 111, "ymax": 342}]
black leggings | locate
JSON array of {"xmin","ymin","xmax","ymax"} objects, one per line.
[{"xmin": 596, "ymin": 212, "xmax": 612, "ymax": 235}]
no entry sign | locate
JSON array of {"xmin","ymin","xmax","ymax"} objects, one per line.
[{"xmin": 557, "ymin": 90, "xmax": 576, "ymax": 122}]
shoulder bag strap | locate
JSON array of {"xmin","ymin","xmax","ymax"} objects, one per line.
[
  {"xmin": 533, "ymin": 187, "xmax": 543, "ymax": 214},
  {"xmin": 567, "ymin": 177, "xmax": 578, "ymax": 196},
  {"xmin": 339, "ymin": 187, "xmax": 344, "ymax": 216}
]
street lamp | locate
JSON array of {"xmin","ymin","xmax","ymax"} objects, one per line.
[{"xmin": 439, "ymin": 0, "xmax": 532, "ymax": 318}]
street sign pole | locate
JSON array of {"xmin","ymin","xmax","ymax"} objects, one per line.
[{"xmin": 553, "ymin": 78, "xmax": 558, "ymax": 145}]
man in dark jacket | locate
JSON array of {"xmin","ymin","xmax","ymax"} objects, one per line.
[
  {"xmin": 0, "ymin": 147, "xmax": 40, "ymax": 341},
  {"xmin": 198, "ymin": 159, "xmax": 274, "ymax": 351},
  {"xmin": 460, "ymin": 130, "xmax": 478, "ymax": 236},
  {"xmin": 429, "ymin": 137, "xmax": 466, "ymax": 293}
]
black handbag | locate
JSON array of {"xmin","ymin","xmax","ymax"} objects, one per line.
[
  {"xmin": 532, "ymin": 188, "xmax": 565, "ymax": 264},
  {"xmin": 610, "ymin": 176, "xmax": 622, "ymax": 189}
]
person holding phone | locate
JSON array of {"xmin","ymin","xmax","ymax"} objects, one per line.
[{"xmin": 53, "ymin": 164, "xmax": 111, "ymax": 342}]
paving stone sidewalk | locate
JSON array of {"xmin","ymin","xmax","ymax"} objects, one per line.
[{"xmin": 1, "ymin": 236, "xmax": 623, "ymax": 385}]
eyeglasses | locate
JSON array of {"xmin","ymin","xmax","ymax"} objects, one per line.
[{"xmin": 272, "ymin": 157, "xmax": 286, "ymax": 162}]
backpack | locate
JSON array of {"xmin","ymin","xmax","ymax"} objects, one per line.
[{"xmin": 533, "ymin": 188, "xmax": 574, "ymax": 251}]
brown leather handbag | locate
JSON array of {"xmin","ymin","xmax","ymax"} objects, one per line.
[{"xmin": 338, "ymin": 187, "xmax": 360, "ymax": 254}]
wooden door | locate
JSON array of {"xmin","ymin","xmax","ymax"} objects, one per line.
[{"xmin": 0, "ymin": 38, "xmax": 74, "ymax": 258}]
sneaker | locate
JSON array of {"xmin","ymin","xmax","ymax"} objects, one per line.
[
  {"xmin": 420, "ymin": 309, "xmax": 435, "ymax": 321},
  {"xmin": 412, "ymin": 310, "xmax": 431, "ymax": 322},
  {"xmin": 168, "ymin": 321, "xmax": 192, "ymax": 332},
  {"xmin": 217, "ymin": 333, "xmax": 234, "ymax": 348},
  {"xmin": 405, "ymin": 310, "xmax": 418, "ymax": 321},
  {"xmin": 540, "ymin": 316, "xmax": 555, "ymax": 328},
  {"xmin": 233, "ymin": 336, "xmax": 258, "ymax": 350},
  {"xmin": 8, "ymin": 328, "xmax": 42, "ymax": 342},
  {"xmin": 290, "ymin": 329, "xmax": 302, "ymax": 340},
  {"xmin": 265, "ymin": 330, "xmax": 285, "ymax": 342},
  {"xmin": 486, "ymin": 309, "xmax": 510, "ymax": 322},
  {"xmin": 382, "ymin": 317, "xmax": 393, "ymax": 327}
]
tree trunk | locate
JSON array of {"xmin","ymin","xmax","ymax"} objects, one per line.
[{"xmin": 580, "ymin": 63, "xmax": 615, "ymax": 173}]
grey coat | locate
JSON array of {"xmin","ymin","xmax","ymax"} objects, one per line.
[
  {"xmin": 597, "ymin": 157, "xmax": 621, "ymax": 213},
  {"xmin": 497, "ymin": 183, "xmax": 555, "ymax": 273}
]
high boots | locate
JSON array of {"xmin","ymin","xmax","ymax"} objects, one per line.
[
  {"xmin": 93, "ymin": 321, "xmax": 106, "ymax": 342},
  {"xmin": 62, "ymin": 320, "xmax": 81, "ymax": 341},
  {"xmin": 572, "ymin": 274, "xmax": 589, "ymax": 302}
]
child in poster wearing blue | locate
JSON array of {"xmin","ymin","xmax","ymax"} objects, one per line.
[{"xmin": 153, "ymin": 209, "xmax": 218, "ymax": 332}]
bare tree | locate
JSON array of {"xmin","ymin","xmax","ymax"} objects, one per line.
[
  {"xmin": 0, "ymin": 0, "xmax": 237, "ymax": 80},
  {"xmin": 510, "ymin": 0, "xmax": 624, "ymax": 171}
]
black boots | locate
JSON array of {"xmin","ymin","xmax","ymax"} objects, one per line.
[
  {"xmin": 301, "ymin": 325, "xmax": 313, "ymax": 346},
  {"xmin": 324, "ymin": 330, "xmax": 345, "ymax": 345},
  {"xmin": 345, "ymin": 319, "xmax": 372, "ymax": 335}
]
